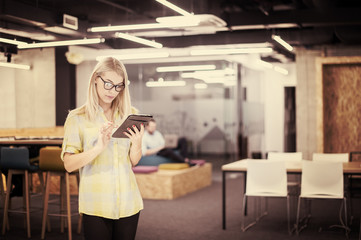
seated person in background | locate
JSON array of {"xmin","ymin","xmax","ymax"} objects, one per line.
[{"xmin": 142, "ymin": 118, "xmax": 189, "ymax": 164}]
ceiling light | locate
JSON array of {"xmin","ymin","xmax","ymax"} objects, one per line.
[
  {"xmin": 115, "ymin": 32, "xmax": 162, "ymax": 48},
  {"xmin": 17, "ymin": 38, "xmax": 104, "ymax": 49},
  {"xmin": 156, "ymin": 64, "xmax": 216, "ymax": 72},
  {"xmin": 89, "ymin": 21, "xmax": 198, "ymax": 32},
  {"xmin": 155, "ymin": 0, "xmax": 193, "ymax": 16},
  {"xmin": 256, "ymin": 59, "xmax": 289, "ymax": 75},
  {"xmin": 0, "ymin": 62, "xmax": 30, "ymax": 70},
  {"xmin": 0, "ymin": 37, "xmax": 27, "ymax": 46},
  {"xmin": 274, "ymin": 66, "xmax": 289, "ymax": 75},
  {"xmin": 194, "ymin": 83, "xmax": 208, "ymax": 89},
  {"xmin": 156, "ymin": 15, "xmax": 200, "ymax": 26},
  {"xmin": 181, "ymin": 69, "xmax": 235, "ymax": 79},
  {"xmin": 190, "ymin": 47, "xmax": 273, "ymax": 56},
  {"xmin": 256, "ymin": 60, "xmax": 273, "ymax": 69},
  {"xmin": 272, "ymin": 34, "xmax": 293, "ymax": 52},
  {"xmin": 146, "ymin": 80, "xmax": 186, "ymax": 87},
  {"xmin": 96, "ymin": 52, "xmax": 169, "ymax": 61}
]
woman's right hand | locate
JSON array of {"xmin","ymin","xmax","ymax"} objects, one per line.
[{"xmin": 96, "ymin": 121, "xmax": 117, "ymax": 151}]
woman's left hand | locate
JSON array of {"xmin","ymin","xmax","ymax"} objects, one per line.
[{"xmin": 123, "ymin": 123, "xmax": 145, "ymax": 148}]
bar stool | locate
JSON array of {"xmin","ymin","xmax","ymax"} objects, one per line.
[
  {"xmin": 39, "ymin": 146, "xmax": 82, "ymax": 240},
  {"xmin": 1, "ymin": 146, "xmax": 40, "ymax": 238}
]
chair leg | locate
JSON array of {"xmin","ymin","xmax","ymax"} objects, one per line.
[
  {"xmin": 76, "ymin": 173, "xmax": 82, "ymax": 234},
  {"xmin": 2, "ymin": 171, "xmax": 13, "ymax": 235},
  {"xmin": 77, "ymin": 214, "xmax": 82, "ymax": 234},
  {"xmin": 242, "ymin": 195, "xmax": 258, "ymax": 232},
  {"xmin": 24, "ymin": 171, "xmax": 31, "ymax": 238},
  {"xmin": 286, "ymin": 196, "xmax": 291, "ymax": 235},
  {"xmin": 241, "ymin": 195, "xmax": 246, "ymax": 231},
  {"xmin": 343, "ymin": 198, "xmax": 349, "ymax": 237},
  {"xmin": 295, "ymin": 196, "xmax": 301, "ymax": 235},
  {"xmin": 41, "ymin": 172, "xmax": 51, "ymax": 239},
  {"xmin": 65, "ymin": 173, "xmax": 72, "ymax": 240},
  {"xmin": 60, "ymin": 175, "xmax": 65, "ymax": 233},
  {"xmin": 0, "ymin": 172, "xmax": 5, "ymax": 208}
]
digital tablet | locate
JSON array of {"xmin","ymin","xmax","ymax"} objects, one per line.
[{"xmin": 112, "ymin": 114, "xmax": 153, "ymax": 138}]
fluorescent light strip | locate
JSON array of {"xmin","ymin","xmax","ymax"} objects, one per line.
[
  {"xmin": 96, "ymin": 52, "xmax": 169, "ymax": 61},
  {"xmin": 17, "ymin": 38, "xmax": 104, "ymax": 49},
  {"xmin": 194, "ymin": 83, "xmax": 208, "ymax": 89},
  {"xmin": 156, "ymin": 15, "xmax": 200, "ymax": 26},
  {"xmin": 274, "ymin": 66, "xmax": 289, "ymax": 75},
  {"xmin": 146, "ymin": 80, "xmax": 186, "ymax": 87},
  {"xmin": 181, "ymin": 69, "xmax": 235, "ymax": 79},
  {"xmin": 0, "ymin": 62, "xmax": 30, "ymax": 70},
  {"xmin": 115, "ymin": 32, "xmax": 162, "ymax": 48},
  {"xmin": 257, "ymin": 60, "xmax": 273, "ymax": 69},
  {"xmin": 89, "ymin": 21, "xmax": 198, "ymax": 32},
  {"xmin": 257, "ymin": 60, "xmax": 289, "ymax": 75},
  {"xmin": 156, "ymin": 64, "xmax": 216, "ymax": 72},
  {"xmin": 0, "ymin": 37, "xmax": 27, "ymax": 46},
  {"xmin": 155, "ymin": 0, "xmax": 193, "ymax": 16},
  {"xmin": 191, "ymin": 47, "xmax": 273, "ymax": 56},
  {"xmin": 272, "ymin": 35, "xmax": 293, "ymax": 52}
]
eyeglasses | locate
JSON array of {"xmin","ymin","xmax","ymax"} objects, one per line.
[{"xmin": 98, "ymin": 76, "xmax": 125, "ymax": 92}]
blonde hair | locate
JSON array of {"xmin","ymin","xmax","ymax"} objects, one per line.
[{"xmin": 69, "ymin": 57, "xmax": 133, "ymax": 121}]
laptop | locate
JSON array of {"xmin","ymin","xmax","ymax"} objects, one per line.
[{"xmin": 164, "ymin": 134, "xmax": 178, "ymax": 148}]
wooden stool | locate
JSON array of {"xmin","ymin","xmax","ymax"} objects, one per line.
[{"xmin": 39, "ymin": 146, "xmax": 82, "ymax": 240}]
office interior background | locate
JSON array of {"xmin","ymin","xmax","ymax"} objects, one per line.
[{"xmin": 1, "ymin": 0, "xmax": 361, "ymax": 160}]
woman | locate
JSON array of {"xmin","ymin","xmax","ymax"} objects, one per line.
[{"xmin": 61, "ymin": 57, "xmax": 144, "ymax": 240}]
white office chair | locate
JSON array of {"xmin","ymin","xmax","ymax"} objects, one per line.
[
  {"xmin": 295, "ymin": 161, "xmax": 349, "ymax": 237},
  {"xmin": 242, "ymin": 160, "xmax": 291, "ymax": 234},
  {"xmin": 312, "ymin": 152, "xmax": 353, "ymax": 224},
  {"xmin": 312, "ymin": 153, "xmax": 349, "ymax": 162},
  {"xmin": 268, "ymin": 152, "xmax": 303, "ymax": 197}
]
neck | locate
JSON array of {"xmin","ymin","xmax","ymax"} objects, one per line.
[{"xmin": 99, "ymin": 103, "xmax": 113, "ymax": 121}]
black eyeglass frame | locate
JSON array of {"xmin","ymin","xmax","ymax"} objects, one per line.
[{"xmin": 98, "ymin": 75, "xmax": 125, "ymax": 92}]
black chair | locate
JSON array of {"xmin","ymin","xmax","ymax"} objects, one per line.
[{"xmin": 1, "ymin": 147, "xmax": 42, "ymax": 238}]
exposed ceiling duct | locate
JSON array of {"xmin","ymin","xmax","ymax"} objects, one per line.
[{"xmin": 0, "ymin": 0, "xmax": 361, "ymax": 62}]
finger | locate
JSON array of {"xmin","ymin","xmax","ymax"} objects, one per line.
[
  {"xmin": 123, "ymin": 131, "xmax": 132, "ymax": 139},
  {"xmin": 126, "ymin": 127, "xmax": 135, "ymax": 136},
  {"xmin": 132, "ymin": 125, "xmax": 140, "ymax": 133},
  {"xmin": 104, "ymin": 122, "xmax": 114, "ymax": 131},
  {"xmin": 139, "ymin": 124, "xmax": 145, "ymax": 134}
]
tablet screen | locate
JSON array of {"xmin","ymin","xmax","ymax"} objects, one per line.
[{"xmin": 112, "ymin": 114, "xmax": 153, "ymax": 138}]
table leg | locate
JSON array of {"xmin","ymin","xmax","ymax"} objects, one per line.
[
  {"xmin": 243, "ymin": 172, "xmax": 247, "ymax": 216},
  {"xmin": 222, "ymin": 171, "xmax": 226, "ymax": 230}
]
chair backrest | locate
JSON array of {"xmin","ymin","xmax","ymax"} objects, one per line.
[
  {"xmin": 349, "ymin": 151, "xmax": 361, "ymax": 162},
  {"xmin": 267, "ymin": 152, "xmax": 303, "ymax": 161},
  {"xmin": 312, "ymin": 153, "xmax": 349, "ymax": 163},
  {"xmin": 0, "ymin": 147, "xmax": 31, "ymax": 170},
  {"xmin": 246, "ymin": 160, "xmax": 287, "ymax": 197},
  {"xmin": 39, "ymin": 146, "xmax": 65, "ymax": 172},
  {"xmin": 300, "ymin": 161, "xmax": 344, "ymax": 198}
]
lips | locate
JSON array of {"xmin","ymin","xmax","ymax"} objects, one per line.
[{"xmin": 106, "ymin": 95, "xmax": 115, "ymax": 100}]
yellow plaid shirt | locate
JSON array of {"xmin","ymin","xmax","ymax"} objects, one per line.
[{"xmin": 61, "ymin": 107, "xmax": 143, "ymax": 219}]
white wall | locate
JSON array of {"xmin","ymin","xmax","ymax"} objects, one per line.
[
  {"xmin": 0, "ymin": 48, "xmax": 56, "ymax": 129},
  {"xmin": 264, "ymin": 63, "xmax": 296, "ymax": 154}
]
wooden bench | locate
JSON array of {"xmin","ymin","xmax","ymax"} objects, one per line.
[{"xmin": 135, "ymin": 163, "xmax": 212, "ymax": 200}]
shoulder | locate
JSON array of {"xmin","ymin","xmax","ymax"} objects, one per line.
[{"xmin": 65, "ymin": 107, "xmax": 86, "ymax": 125}]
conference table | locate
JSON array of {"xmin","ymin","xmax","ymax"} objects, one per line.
[{"xmin": 221, "ymin": 158, "xmax": 361, "ymax": 230}]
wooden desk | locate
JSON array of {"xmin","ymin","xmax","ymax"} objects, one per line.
[
  {"xmin": 0, "ymin": 139, "xmax": 63, "ymax": 147},
  {"xmin": 221, "ymin": 159, "xmax": 361, "ymax": 230}
]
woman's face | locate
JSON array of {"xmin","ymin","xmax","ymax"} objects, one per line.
[{"xmin": 95, "ymin": 71, "xmax": 124, "ymax": 107}]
